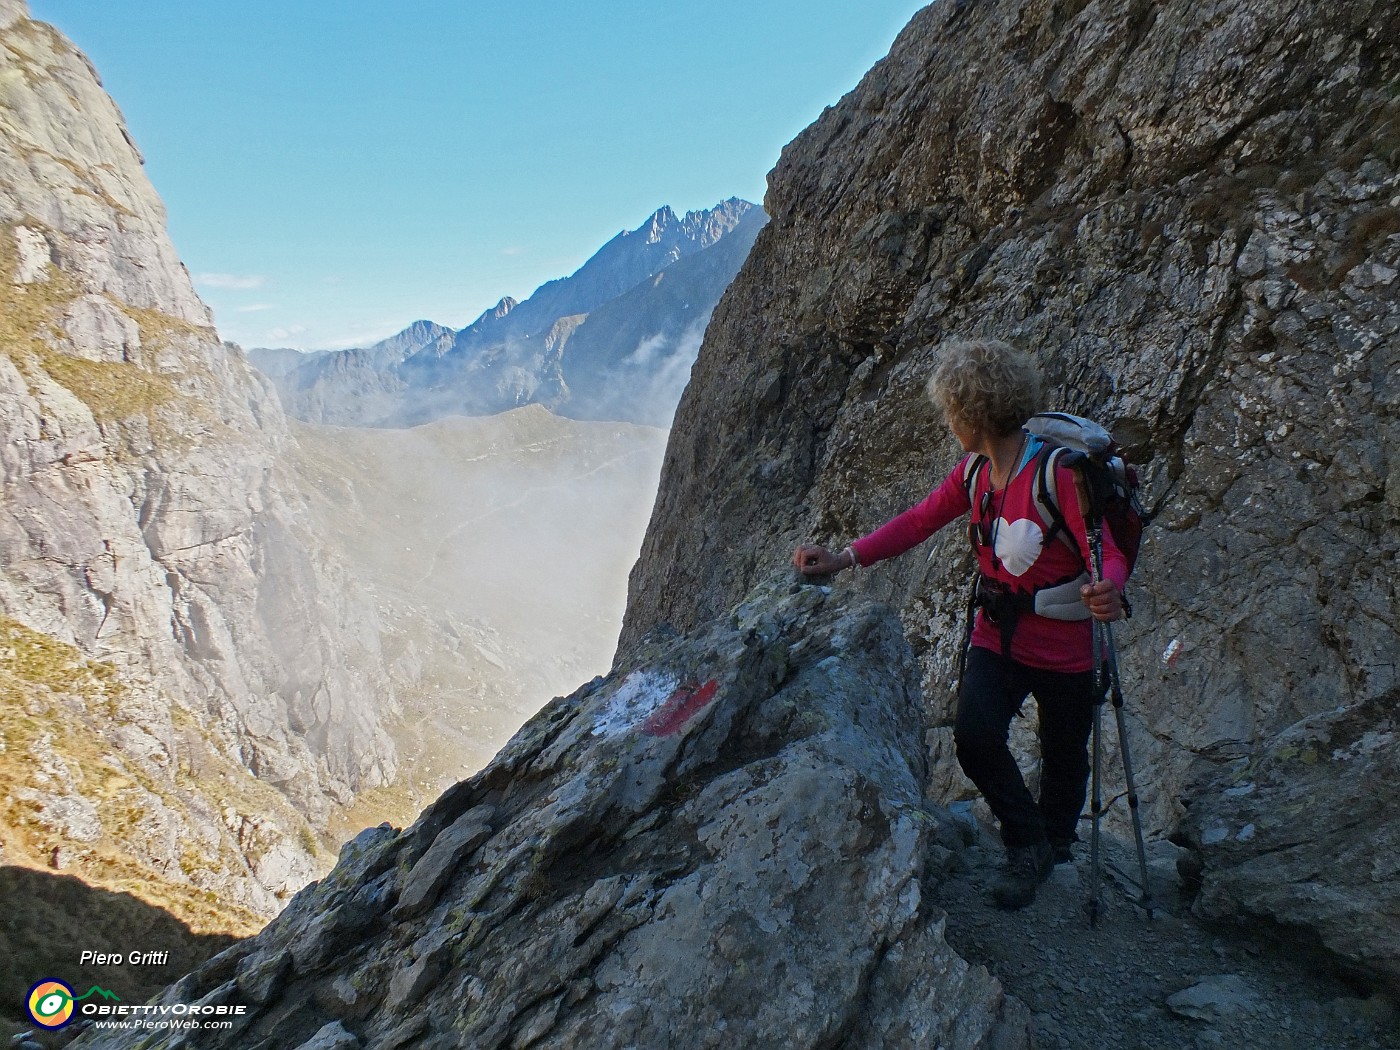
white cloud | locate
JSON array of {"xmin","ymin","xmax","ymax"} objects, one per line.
[
  {"xmin": 265, "ymin": 325, "xmax": 307, "ymax": 342},
  {"xmin": 195, "ymin": 272, "xmax": 266, "ymax": 290},
  {"xmin": 500, "ymin": 246, "xmax": 526, "ymax": 256},
  {"xmin": 301, "ymin": 326, "xmax": 402, "ymax": 351},
  {"xmin": 624, "ymin": 332, "xmax": 668, "ymax": 368},
  {"xmin": 235, "ymin": 303, "xmax": 276, "ymax": 313}
]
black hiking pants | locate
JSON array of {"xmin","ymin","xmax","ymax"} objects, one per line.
[{"xmin": 954, "ymin": 645, "xmax": 1096, "ymax": 850}]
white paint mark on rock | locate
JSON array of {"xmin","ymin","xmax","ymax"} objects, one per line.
[{"xmin": 590, "ymin": 670, "xmax": 679, "ymax": 737}]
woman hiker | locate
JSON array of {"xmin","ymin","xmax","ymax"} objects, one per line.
[{"xmin": 792, "ymin": 337, "xmax": 1126, "ymax": 910}]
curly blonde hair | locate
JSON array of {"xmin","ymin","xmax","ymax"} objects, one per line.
[{"xmin": 926, "ymin": 337, "xmax": 1042, "ymax": 438}]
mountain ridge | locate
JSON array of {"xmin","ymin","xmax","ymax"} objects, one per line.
[{"xmin": 254, "ymin": 199, "xmax": 765, "ymax": 427}]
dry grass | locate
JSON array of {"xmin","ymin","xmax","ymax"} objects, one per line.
[
  {"xmin": 119, "ymin": 301, "xmax": 216, "ymax": 345},
  {"xmin": 33, "ymin": 351, "xmax": 180, "ymax": 420},
  {"xmin": 0, "ymin": 615, "xmax": 124, "ymax": 708},
  {"xmin": 326, "ymin": 782, "xmax": 420, "ymax": 845},
  {"xmin": 0, "ymin": 617, "xmax": 269, "ymax": 941},
  {"xmin": 0, "ymin": 221, "xmax": 184, "ymax": 423}
]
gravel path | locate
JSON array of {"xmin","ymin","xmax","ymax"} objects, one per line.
[{"xmin": 928, "ymin": 832, "xmax": 1399, "ymax": 1050}]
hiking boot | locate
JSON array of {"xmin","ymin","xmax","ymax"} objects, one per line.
[
  {"xmin": 991, "ymin": 841, "xmax": 1054, "ymax": 910},
  {"xmin": 1049, "ymin": 838, "xmax": 1074, "ymax": 865}
]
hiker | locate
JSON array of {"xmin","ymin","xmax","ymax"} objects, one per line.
[{"xmin": 792, "ymin": 337, "xmax": 1126, "ymax": 910}]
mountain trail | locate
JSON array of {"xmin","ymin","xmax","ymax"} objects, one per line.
[{"xmin": 929, "ymin": 835, "xmax": 1399, "ymax": 1050}]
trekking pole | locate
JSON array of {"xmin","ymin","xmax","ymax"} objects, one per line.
[
  {"xmin": 1086, "ymin": 523, "xmax": 1107, "ymax": 926},
  {"xmin": 1084, "ymin": 521, "xmax": 1155, "ymax": 923},
  {"xmin": 1101, "ymin": 620, "xmax": 1156, "ymax": 919}
]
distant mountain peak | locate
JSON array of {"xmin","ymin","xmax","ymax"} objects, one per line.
[
  {"xmin": 390, "ymin": 319, "xmax": 450, "ymax": 341},
  {"xmin": 681, "ymin": 199, "xmax": 756, "ymax": 248},
  {"xmin": 368, "ymin": 320, "xmax": 456, "ymax": 361},
  {"xmin": 686, "ymin": 196, "xmax": 750, "ymax": 221},
  {"xmin": 643, "ymin": 205, "xmax": 679, "ymax": 243},
  {"xmin": 473, "ymin": 296, "xmax": 517, "ymax": 326},
  {"xmin": 256, "ymin": 198, "xmax": 767, "ymax": 427}
]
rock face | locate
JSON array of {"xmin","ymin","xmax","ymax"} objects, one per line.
[
  {"xmin": 1180, "ymin": 689, "xmax": 1400, "ymax": 984},
  {"xmin": 622, "ymin": 0, "xmax": 1399, "ymax": 988},
  {"xmin": 0, "ymin": 3, "xmax": 396, "ymax": 914},
  {"xmin": 77, "ymin": 578, "xmax": 1030, "ymax": 1050},
  {"xmin": 263, "ymin": 201, "xmax": 765, "ymax": 428}
]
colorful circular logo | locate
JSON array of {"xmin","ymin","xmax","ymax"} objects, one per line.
[{"xmin": 26, "ymin": 979, "xmax": 76, "ymax": 1029}]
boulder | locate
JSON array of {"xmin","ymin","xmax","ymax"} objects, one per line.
[
  {"xmin": 1181, "ymin": 690, "xmax": 1400, "ymax": 988},
  {"xmin": 76, "ymin": 577, "xmax": 1029, "ymax": 1049}
]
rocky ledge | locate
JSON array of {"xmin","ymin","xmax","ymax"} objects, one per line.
[{"xmin": 77, "ymin": 576, "xmax": 1029, "ymax": 1050}]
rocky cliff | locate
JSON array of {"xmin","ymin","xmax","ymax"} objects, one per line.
[
  {"xmin": 0, "ymin": 0, "xmax": 396, "ymax": 917},
  {"xmin": 623, "ymin": 0, "xmax": 1399, "ymax": 989}
]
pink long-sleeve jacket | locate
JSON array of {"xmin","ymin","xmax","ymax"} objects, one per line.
[{"xmin": 851, "ymin": 444, "xmax": 1128, "ymax": 673}]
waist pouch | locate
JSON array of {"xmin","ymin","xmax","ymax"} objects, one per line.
[
  {"xmin": 975, "ymin": 572, "xmax": 1090, "ymax": 657},
  {"xmin": 1033, "ymin": 573, "xmax": 1092, "ymax": 621}
]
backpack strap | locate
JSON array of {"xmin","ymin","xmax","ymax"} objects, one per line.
[
  {"xmin": 955, "ymin": 454, "xmax": 989, "ymax": 689},
  {"xmin": 964, "ymin": 443, "xmax": 1072, "ymax": 552},
  {"xmin": 1033, "ymin": 444, "xmax": 1086, "ymax": 557},
  {"xmin": 961, "ymin": 453, "xmax": 988, "ymax": 505}
]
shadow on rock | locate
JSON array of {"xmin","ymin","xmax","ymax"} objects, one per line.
[{"xmin": 0, "ymin": 866, "xmax": 240, "ymax": 1032}]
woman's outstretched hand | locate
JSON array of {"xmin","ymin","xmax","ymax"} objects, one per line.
[
  {"xmin": 1080, "ymin": 579, "xmax": 1123, "ymax": 622},
  {"xmin": 792, "ymin": 544, "xmax": 850, "ymax": 576}
]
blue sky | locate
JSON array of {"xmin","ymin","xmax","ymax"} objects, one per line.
[{"xmin": 30, "ymin": 1, "xmax": 928, "ymax": 350}]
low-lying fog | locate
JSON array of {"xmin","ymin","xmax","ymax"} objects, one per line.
[{"xmin": 284, "ymin": 404, "xmax": 668, "ymax": 821}]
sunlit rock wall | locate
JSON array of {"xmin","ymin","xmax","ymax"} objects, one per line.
[{"xmin": 624, "ymin": 0, "xmax": 1400, "ymax": 986}]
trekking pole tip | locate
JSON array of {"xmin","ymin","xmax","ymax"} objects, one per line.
[{"xmin": 1084, "ymin": 895, "xmax": 1103, "ymax": 927}]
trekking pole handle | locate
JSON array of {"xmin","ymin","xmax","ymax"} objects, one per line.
[
  {"xmin": 1087, "ymin": 519, "xmax": 1110, "ymax": 596},
  {"xmin": 1088, "ymin": 520, "xmax": 1112, "ymax": 700}
]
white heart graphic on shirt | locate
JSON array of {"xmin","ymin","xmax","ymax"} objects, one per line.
[{"xmin": 993, "ymin": 517, "xmax": 1044, "ymax": 577}]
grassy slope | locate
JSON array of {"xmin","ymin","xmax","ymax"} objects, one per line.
[{"xmin": 0, "ymin": 617, "xmax": 268, "ymax": 1029}]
